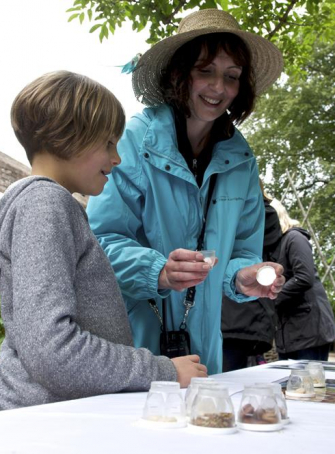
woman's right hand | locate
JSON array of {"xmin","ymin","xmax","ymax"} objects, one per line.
[
  {"xmin": 171, "ymin": 355, "xmax": 208, "ymax": 388},
  {"xmin": 158, "ymin": 248, "xmax": 214, "ymax": 291}
]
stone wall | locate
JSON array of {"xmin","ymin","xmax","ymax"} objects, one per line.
[
  {"xmin": 0, "ymin": 151, "xmax": 88, "ymax": 207},
  {"xmin": 0, "ymin": 151, "xmax": 30, "ymax": 194}
]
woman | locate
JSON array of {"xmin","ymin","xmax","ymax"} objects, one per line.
[
  {"xmin": 270, "ymin": 199, "xmax": 335, "ymax": 360},
  {"xmin": 87, "ymin": 9, "xmax": 284, "ymax": 374}
]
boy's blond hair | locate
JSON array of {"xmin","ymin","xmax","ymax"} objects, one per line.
[
  {"xmin": 11, "ymin": 71, "xmax": 125, "ymax": 164},
  {"xmin": 270, "ymin": 198, "xmax": 301, "ymax": 234}
]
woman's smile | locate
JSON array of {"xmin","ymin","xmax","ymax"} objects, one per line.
[{"xmin": 188, "ymin": 49, "xmax": 242, "ymax": 124}]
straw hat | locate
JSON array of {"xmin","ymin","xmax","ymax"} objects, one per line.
[{"xmin": 132, "ymin": 9, "xmax": 283, "ymax": 106}]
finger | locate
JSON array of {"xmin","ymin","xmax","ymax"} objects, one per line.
[
  {"xmin": 169, "ymin": 248, "xmax": 201, "ymax": 262},
  {"xmin": 186, "ymin": 354, "xmax": 200, "ymax": 363},
  {"xmin": 197, "ymin": 364, "xmax": 208, "ymax": 374},
  {"xmin": 267, "ymin": 291, "xmax": 278, "ymax": 300},
  {"xmin": 167, "ymin": 260, "xmax": 211, "ymax": 273}
]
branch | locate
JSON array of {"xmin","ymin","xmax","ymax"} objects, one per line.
[
  {"xmin": 266, "ymin": 0, "xmax": 301, "ymax": 40},
  {"xmin": 161, "ymin": 0, "xmax": 188, "ymax": 25},
  {"xmin": 297, "ymin": 179, "xmax": 330, "ymax": 191}
]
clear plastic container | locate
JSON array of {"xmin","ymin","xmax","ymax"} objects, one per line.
[
  {"xmin": 305, "ymin": 362, "xmax": 326, "ymax": 388},
  {"xmin": 199, "ymin": 250, "xmax": 216, "ymax": 268},
  {"xmin": 237, "ymin": 385, "xmax": 282, "ymax": 431},
  {"xmin": 254, "ymin": 383, "xmax": 289, "ymax": 424},
  {"xmin": 185, "ymin": 377, "xmax": 216, "ymax": 416},
  {"xmin": 141, "ymin": 381, "xmax": 186, "ymax": 428},
  {"xmin": 286, "ymin": 370, "xmax": 315, "ymax": 398},
  {"xmin": 189, "ymin": 384, "xmax": 237, "ymax": 434}
]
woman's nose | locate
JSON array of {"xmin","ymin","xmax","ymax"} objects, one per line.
[{"xmin": 210, "ymin": 76, "xmax": 225, "ymax": 92}]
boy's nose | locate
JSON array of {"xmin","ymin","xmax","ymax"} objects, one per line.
[{"xmin": 111, "ymin": 152, "xmax": 121, "ymax": 167}]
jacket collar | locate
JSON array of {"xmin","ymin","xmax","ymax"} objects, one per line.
[{"xmin": 141, "ymin": 105, "xmax": 254, "ymax": 172}]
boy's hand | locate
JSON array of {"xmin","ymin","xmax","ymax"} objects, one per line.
[{"xmin": 171, "ymin": 355, "xmax": 208, "ymax": 388}]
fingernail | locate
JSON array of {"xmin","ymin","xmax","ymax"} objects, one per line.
[{"xmin": 202, "ymin": 264, "xmax": 210, "ymax": 270}]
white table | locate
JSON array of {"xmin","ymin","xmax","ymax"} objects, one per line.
[{"xmin": 0, "ymin": 360, "xmax": 334, "ymax": 454}]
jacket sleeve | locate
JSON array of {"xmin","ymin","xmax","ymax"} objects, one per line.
[
  {"xmin": 275, "ymin": 230, "xmax": 315, "ymax": 309},
  {"xmin": 11, "ymin": 187, "xmax": 177, "ymax": 399},
  {"xmin": 87, "ymin": 117, "xmax": 170, "ymax": 300},
  {"xmin": 223, "ymin": 157, "xmax": 264, "ymax": 302}
]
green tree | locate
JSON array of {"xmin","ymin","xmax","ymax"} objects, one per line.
[
  {"xmin": 67, "ymin": 0, "xmax": 335, "ymax": 75},
  {"xmin": 241, "ymin": 41, "xmax": 335, "ymax": 308}
]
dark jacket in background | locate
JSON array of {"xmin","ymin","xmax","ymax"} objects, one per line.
[
  {"xmin": 221, "ymin": 200, "xmax": 282, "ymax": 354},
  {"xmin": 275, "ymin": 227, "xmax": 335, "ymax": 354}
]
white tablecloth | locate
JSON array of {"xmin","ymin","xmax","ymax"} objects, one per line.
[{"xmin": 0, "ymin": 360, "xmax": 334, "ymax": 454}]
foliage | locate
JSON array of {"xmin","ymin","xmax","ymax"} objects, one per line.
[
  {"xmin": 67, "ymin": 0, "xmax": 335, "ymax": 76},
  {"xmin": 241, "ymin": 40, "xmax": 335, "ymax": 308}
]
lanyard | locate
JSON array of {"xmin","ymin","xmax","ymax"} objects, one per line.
[{"xmin": 149, "ymin": 172, "xmax": 218, "ymax": 331}]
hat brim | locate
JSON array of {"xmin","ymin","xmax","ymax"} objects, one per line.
[{"xmin": 132, "ymin": 27, "xmax": 283, "ymax": 106}]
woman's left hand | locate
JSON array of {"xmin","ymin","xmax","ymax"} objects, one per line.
[{"xmin": 235, "ymin": 262, "xmax": 285, "ymax": 300}]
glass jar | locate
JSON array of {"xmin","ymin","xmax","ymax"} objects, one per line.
[
  {"xmin": 142, "ymin": 381, "xmax": 186, "ymax": 428},
  {"xmin": 237, "ymin": 385, "xmax": 282, "ymax": 431}
]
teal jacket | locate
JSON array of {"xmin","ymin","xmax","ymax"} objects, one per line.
[{"xmin": 87, "ymin": 105, "xmax": 264, "ymax": 374}]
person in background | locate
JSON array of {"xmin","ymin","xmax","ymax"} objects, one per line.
[
  {"xmin": 270, "ymin": 199, "xmax": 335, "ymax": 361},
  {"xmin": 87, "ymin": 9, "xmax": 285, "ymax": 375},
  {"xmin": 221, "ymin": 186, "xmax": 282, "ymax": 371},
  {"xmin": 0, "ymin": 70, "xmax": 207, "ymax": 411}
]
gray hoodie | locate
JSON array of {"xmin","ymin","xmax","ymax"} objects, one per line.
[{"xmin": 0, "ymin": 176, "xmax": 176, "ymax": 410}]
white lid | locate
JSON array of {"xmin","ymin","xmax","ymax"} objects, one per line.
[{"xmin": 256, "ymin": 266, "xmax": 276, "ymax": 286}]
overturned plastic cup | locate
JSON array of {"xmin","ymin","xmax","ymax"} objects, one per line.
[
  {"xmin": 189, "ymin": 384, "xmax": 237, "ymax": 434},
  {"xmin": 286, "ymin": 370, "xmax": 315, "ymax": 398},
  {"xmin": 199, "ymin": 250, "xmax": 216, "ymax": 269},
  {"xmin": 141, "ymin": 381, "xmax": 186, "ymax": 428},
  {"xmin": 185, "ymin": 377, "xmax": 216, "ymax": 417},
  {"xmin": 237, "ymin": 384, "xmax": 283, "ymax": 431},
  {"xmin": 254, "ymin": 383, "xmax": 289, "ymax": 424},
  {"xmin": 305, "ymin": 362, "xmax": 326, "ymax": 388}
]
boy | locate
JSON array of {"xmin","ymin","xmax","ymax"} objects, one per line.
[{"xmin": 0, "ymin": 71, "xmax": 206, "ymax": 410}]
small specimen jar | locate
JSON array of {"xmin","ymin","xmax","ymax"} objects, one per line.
[
  {"xmin": 142, "ymin": 381, "xmax": 186, "ymax": 428},
  {"xmin": 286, "ymin": 370, "xmax": 315, "ymax": 398},
  {"xmin": 185, "ymin": 377, "xmax": 216, "ymax": 417},
  {"xmin": 190, "ymin": 384, "xmax": 237, "ymax": 434},
  {"xmin": 199, "ymin": 250, "xmax": 216, "ymax": 268},
  {"xmin": 305, "ymin": 362, "xmax": 326, "ymax": 388},
  {"xmin": 237, "ymin": 385, "xmax": 282, "ymax": 431},
  {"xmin": 255, "ymin": 383, "xmax": 289, "ymax": 424},
  {"xmin": 256, "ymin": 265, "xmax": 276, "ymax": 286}
]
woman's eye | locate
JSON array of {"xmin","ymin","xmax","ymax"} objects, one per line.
[
  {"xmin": 197, "ymin": 68, "xmax": 211, "ymax": 74},
  {"xmin": 108, "ymin": 141, "xmax": 114, "ymax": 147},
  {"xmin": 224, "ymin": 74, "xmax": 239, "ymax": 81}
]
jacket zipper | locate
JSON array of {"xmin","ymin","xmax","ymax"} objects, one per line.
[{"xmin": 192, "ymin": 158, "xmax": 198, "ymax": 181}]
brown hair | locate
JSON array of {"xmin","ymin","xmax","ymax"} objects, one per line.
[
  {"xmin": 160, "ymin": 33, "xmax": 255, "ymax": 127},
  {"xmin": 11, "ymin": 71, "xmax": 125, "ymax": 164}
]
